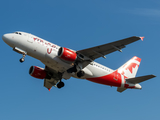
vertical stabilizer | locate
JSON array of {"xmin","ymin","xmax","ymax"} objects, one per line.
[{"xmin": 118, "ymin": 56, "xmax": 141, "ymax": 78}]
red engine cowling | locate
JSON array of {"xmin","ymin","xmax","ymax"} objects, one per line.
[
  {"xmin": 58, "ymin": 47, "xmax": 77, "ymax": 62},
  {"xmin": 29, "ymin": 66, "xmax": 47, "ymax": 79}
]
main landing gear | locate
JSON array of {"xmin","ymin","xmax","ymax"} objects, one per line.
[
  {"xmin": 20, "ymin": 54, "xmax": 26, "ymax": 63},
  {"xmin": 57, "ymin": 81, "xmax": 64, "ymax": 89},
  {"xmin": 67, "ymin": 64, "xmax": 85, "ymax": 78},
  {"xmin": 77, "ymin": 70, "xmax": 85, "ymax": 78},
  {"xmin": 67, "ymin": 65, "xmax": 77, "ymax": 73}
]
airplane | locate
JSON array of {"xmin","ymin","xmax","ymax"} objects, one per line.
[{"xmin": 2, "ymin": 31, "xmax": 156, "ymax": 92}]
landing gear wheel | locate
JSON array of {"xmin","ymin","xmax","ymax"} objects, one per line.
[
  {"xmin": 19, "ymin": 54, "xmax": 26, "ymax": 63},
  {"xmin": 20, "ymin": 58, "xmax": 25, "ymax": 63},
  {"xmin": 77, "ymin": 71, "xmax": 85, "ymax": 78},
  {"xmin": 57, "ymin": 82, "xmax": 64, "ymax": 89}
]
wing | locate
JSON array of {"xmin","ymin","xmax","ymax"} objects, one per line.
[
  {"xmin": 77, "ymin": 36, "xmax": 142, "ymax": 60},
  {"xmin": 44, "ymin": 78, "xmax": 60, "ymax": 90},
  {"xmin": 43, "ymin": 66, "xmax": 61, "ymax": 90}
]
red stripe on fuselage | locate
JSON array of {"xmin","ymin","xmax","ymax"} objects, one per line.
[{"xmin": 86, "ymin": 70, "xmax": 122, "ymax": 87}]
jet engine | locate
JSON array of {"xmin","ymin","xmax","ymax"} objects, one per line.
[
  {"xmin": 58, "ymin": 47, "xmax": 77, "ymax": 62},
  {"xmin": 29, "ymin": 66, "xmax": 47, "ymax": 79}
]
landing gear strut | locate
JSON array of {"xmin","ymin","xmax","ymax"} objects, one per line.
[
  {"xmin": 57, "ymin": 81, "xmax": 65, "ymax": 88},
  {"xmin": 20, "ymin": 54, "xmax": 26, "ymax": 63},
  {"xmin": 67, "ymin": 64, "xmax": 77, "ymax": 73}
]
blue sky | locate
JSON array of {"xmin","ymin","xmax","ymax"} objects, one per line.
[{"xmin": 0, "ymin": 0, "xmax": 160, "ymax": 120}]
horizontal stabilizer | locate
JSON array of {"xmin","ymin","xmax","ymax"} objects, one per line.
[
  {"xmin": 117, "ymin": 87, "xmax": 127, "ymax": 93},
  {"xmin": 126, "ymin": 75, "xmax": 156, "ymax": 84}
]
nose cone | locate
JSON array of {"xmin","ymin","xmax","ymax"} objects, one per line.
[
  {"xmin": 2, "ymin": 33, "xmax": 14, "ymax": 47},
  {"xmin": 2, "ymin": 34, "xmax": 8, "ymax": 42},
  {"xmin": 2, "ymin": 34, "xmax": 12, "ymax": 43}
]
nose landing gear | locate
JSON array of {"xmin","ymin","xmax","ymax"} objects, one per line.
[
  {"xmin": 13, "ymin": 47, "xmax": 27, "ymax": 63},
  {"xmin": 20, "ymin": 54, "xmax": 26, "ymax": 63}
]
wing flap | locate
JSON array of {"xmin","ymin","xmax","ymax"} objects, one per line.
[{"xmin": 44, "ymin": 78, "xmax": 60, "ymax": 90}]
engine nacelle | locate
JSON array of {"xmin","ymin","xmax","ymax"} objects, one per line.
[
  {"xmin": 29, "ymin": 66, "xmax": 47, "ymax": 79},
  {"xmin": 58, "ymin": 47, "xmax": 77, "ymax": 62}
]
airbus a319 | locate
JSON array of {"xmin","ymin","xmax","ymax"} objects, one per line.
[{"xmin": 2, "ymin": 31, "xmax": 156, "ymax": 92}]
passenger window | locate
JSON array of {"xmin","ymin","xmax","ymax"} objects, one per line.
[{"xmin": 19, "ymin": 33, "xmax": 22, "ymax": 35}]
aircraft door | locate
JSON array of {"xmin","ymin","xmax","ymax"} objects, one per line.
[{"xmin": 27, "ymin": 34, "xmax": 33, "ymax": 43}]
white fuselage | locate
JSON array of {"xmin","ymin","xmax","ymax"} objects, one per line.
[{"xmin": 2, "ymin": 32, "xmax": 113, "ymax": 79}]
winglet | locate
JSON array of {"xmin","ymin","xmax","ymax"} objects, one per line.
[
  {"xmin": 48, "ymin": 87, "xmax": 51, "ymax": 91},
  {"xmin": 140, "ymin": 37, "xmax": 144, "ymax": 41}
]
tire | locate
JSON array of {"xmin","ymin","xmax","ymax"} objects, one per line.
[
  {"xmin": 57, "ymin": 82, "xmax": 64, "ymax": 88},
  {"xmin": 20, "ymin": 58, "xmax": 25, "ymax": 63},
  {"xmin": 77, "ymin": 71, "xmax": 85, "ymax": 78}
]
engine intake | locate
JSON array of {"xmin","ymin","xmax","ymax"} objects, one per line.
[
  {"xmin": 58, "ymin": 47, "xmax": 77, "ymax": 62},
  {"xmin": 29, "ymin": 66, "xmax": 47, "ymax": 79}
]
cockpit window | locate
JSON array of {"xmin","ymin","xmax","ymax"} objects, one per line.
[{"xmin": 14, "ymin": 32, "xmax": 22, "ymax": 35}]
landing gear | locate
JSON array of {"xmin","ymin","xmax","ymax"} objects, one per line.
[
  {"xmin": 19, "ymin": 54, "xmax": 26, "ymax": 63},
  {"xmin": 67, "ymin": 63, "xmax": 85, "ymax": 78},
  {"xmin": 57, "ymin": 81, "xmax": 65, "ymax": 88},
  {"xmin": 67, "ymin": 65, "xmax": 77, "ymax": 73},
  {"xmin": 77, "ymin": 70, "xmax": 85, "ymax": 78},
  {"xmin": 20, "ymin": 58, "xmax": 25, "ymax": 63}
]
